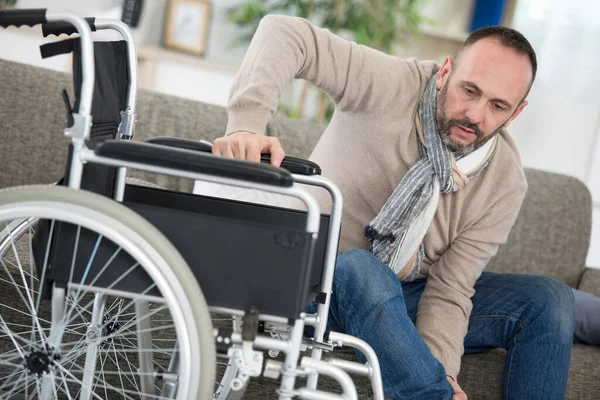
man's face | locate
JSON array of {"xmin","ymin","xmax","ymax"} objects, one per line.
[{"xmin": 435, "ymin": 38, "xmax": 532, "ymax": 155}]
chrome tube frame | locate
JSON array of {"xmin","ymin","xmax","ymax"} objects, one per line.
[
  {"xmin": 298, "ymin": 357, "xmax": 357, "ymax": 400},
  {"xmin": 230, "ymin": 332, "xmax": 291, "ymax": 354},
  {"xmin": 80, "ymin": 293, "xmax": 107, "ymax": 400},
  {"xmin": 328, "ymin": 332, "xmax": 384, "ymax": 400},
  {"xmin": 292, "ymin": 175, "xmax": 343, "ymax": 390},
  {"xmin": 114, "ymin": 167, "xmax": 127, "ymax": 201},
  {"xmin": 43, "ymin": 13, "xmax": 95, "ymax": 190},
  {"xmin": 210, "ymin": 306, "xmax": 293, "ymax": 326},
  {"xmin": 278, "ymin": 319, "xmax": 306, "ymax": 399},
  {"xmin": 40, "ymin": 286, "xmax": 67, "ymax": 400}
]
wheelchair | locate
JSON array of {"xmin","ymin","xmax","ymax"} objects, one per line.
[{"xmin": 0, "ymin": 9, "xmax": 385, "ymax": 400}]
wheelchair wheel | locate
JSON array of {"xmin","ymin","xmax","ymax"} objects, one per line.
[{"xmin": 0, "ymin": 185, "xmax": 215, "ymax": 399}]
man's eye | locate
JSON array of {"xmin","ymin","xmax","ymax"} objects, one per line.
[
  {"xmin": 464, "ymin": 88, "xmax": 475, "ymax": 96},
  {"xmin": 493, "ymin": 103, "xmax": 505, "ymax": 111}
]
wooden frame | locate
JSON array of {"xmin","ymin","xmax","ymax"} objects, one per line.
[{"xmin": 163, "ymin": 0, "xmax": 211, "ymax": 56}]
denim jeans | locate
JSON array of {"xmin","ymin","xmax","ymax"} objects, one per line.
[{"xmin": 308, "ymin": 250, "xmax": 575, "ymax": 400}]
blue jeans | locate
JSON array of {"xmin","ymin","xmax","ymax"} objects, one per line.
[{"xmin": 308, "ymin": 250, "xmax": 575, "ymax": 400}]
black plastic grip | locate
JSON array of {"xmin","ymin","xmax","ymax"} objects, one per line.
[
  {"xmin": 95, "ymin": 140, "xmax": 294, "ymax": 187},
  {"xmin": 42, "ymin": 17, "xmax": 96, "ymax": 37},
  {"xmin": 260, "ymin": 153, "xmax": 322, "ymax": 176},
  {"xmin": 0, "ymin": 8, "xmax": 47, "ymax": 28},
  {"xmin": 242, "ymin": 307, "xmax": 260, "ymax": 342},
  {"xmin": 145, "ymin": 136, "xmax": 322, "ymax": 176}
]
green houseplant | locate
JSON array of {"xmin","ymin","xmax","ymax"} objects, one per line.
[
  {"xmin": 228, "ymin": 0, "xmax": 430, "ymax": 122},
  {"xmin": 0, "ymin": 0, "xmax": 18, "ymax": 10}
]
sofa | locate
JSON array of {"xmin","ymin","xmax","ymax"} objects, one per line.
[{"xmin": 0, "ymin": 57, "xmax": 598, "ymax": 399}]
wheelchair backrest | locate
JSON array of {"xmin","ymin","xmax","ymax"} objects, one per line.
[{"xmin": 41, "ymin": 38, "xmax": 129, "ymax": 196}]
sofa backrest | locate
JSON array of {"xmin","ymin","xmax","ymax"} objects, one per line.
[
  {"xmin": 0, "ymin": 59, "xmax": 592, "ymax": 285},
  {"xmin": 485, "ymin": 169, "xmax": 591, "ymax": 287},
  {"xmin": 0, "ymin": 59, "xmax": 71, "ymax": 189}
]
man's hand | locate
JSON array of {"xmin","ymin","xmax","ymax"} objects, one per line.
[
  {"xmin": 212, "ymin": 131, "xmax": 286, "ymax": 167},
  {"xmin": 448, "ymin": 376, "xmax": 468, "ymax": 400}
]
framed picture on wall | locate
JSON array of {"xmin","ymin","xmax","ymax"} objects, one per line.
[{"xmin": 163, "ymin": 0, "xmax": 211, "ymax": 56}]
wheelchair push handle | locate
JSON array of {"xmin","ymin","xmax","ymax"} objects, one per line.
[
  {"xmin": 42, "ymin": 17, "xmax": 96, "ymax": 37},
  {"xmin": 0, "ymin": 8, "xmax": 47, "ymax": 28}
]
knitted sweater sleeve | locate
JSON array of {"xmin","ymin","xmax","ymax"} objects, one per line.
[
  {"xmin": 226, "ymin": 15, "xmax": 416, "ymax": 135},
  {"xmin": 415, "ymin": 186, "xmax": 527, "ymax": 379}
]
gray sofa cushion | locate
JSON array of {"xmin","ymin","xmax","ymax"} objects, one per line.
[
  {"xmin": 578, "ymin": 268, "xmax": 600, "ymax": 296},
  {"xmin": 0, "ymin": 60, "xmax": 71, "ymax": 189},
  {"xmin": 459, "ymin": 344, "xmax": 600, "ymax": 400},
  {"xmin": 485, "ymin": 169, "xmax": 591, "ymax": 287}
]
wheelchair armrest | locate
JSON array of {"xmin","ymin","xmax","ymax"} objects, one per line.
[
  {"xmin": 95, "ymin": 140, "xmax": 294, "ymax": 187},
  {"xmin": 146, "ymin": 136, "xmax": 212, "ymax": 152},
  {"xmin": 146, "ymin": 136, "xmax": 322, "ymax": 176}
]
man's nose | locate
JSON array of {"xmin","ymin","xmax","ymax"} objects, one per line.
[{"xmin": 465, "ymin": 101, "xmax": 485, "ymax": 125}]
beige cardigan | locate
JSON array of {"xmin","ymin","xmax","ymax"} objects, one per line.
[{"xmin": 225, "ymin": 15, "xmax": 527, "ymax": 379}]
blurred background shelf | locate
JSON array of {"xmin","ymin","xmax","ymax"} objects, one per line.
[{"xmin": 136, "ymin": 45, "xmax": 238, "ymax": 74}]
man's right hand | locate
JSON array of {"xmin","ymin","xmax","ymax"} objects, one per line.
[
  {"xmin": 212, "ymin": 131, "xmax": 286, "ymax": 167},
  {"xmin": 448, "ymin": 376, "xmax": 468, "ymax": 400}
]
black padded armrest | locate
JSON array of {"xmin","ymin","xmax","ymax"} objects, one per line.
[
  {"xmin": 146, "ymin": 136, "xmax": 322, "ymax": 176},
  {"xmin": 146, "ymin": 136, "xmax": 213, "ymax": 152},
  {"xmin": 95, "ymin": 140, "xmax": 293, "ymax": 187}
]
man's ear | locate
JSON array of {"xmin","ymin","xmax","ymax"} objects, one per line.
[
  {"xmin": 436, "ymin": 56, "xmax": 453, "ymax": 90},
  {"xmin": 503, "ymin": 100, "xmax": 528, "ymax": 128}
]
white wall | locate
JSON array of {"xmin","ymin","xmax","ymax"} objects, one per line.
[
  {"xmin": 17, "ymin": 0, "xmax": 122, "ymax": 13},
  {"xmin": 590, "ymin": 209, "xmax": 600, "ymax": 267},
  {"xmin": 136, "ymin": 0, "xmax": 247, "ymax": 106},
  {"xmin": 508, "ymin": 0, "xmax": 600, "ymax": 268},
  {"xmin": 204, "ymin": 0, "xmax": 252, "ymax": 67},
  {"xmin": 152, "ymin": 61, "xmax": 236, "ymax": 106},
  {"xmin": 0, "ymin": 28, "xmax": 71, "ymax": 71}
]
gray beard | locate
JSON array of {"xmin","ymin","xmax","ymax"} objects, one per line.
[
  {"xmin": 440, "ymin": 132, "xmax": 475, "ymax": 157},
  {"xmin": 441, "ymin": 129, "xmax": 499, "ymax": 159}
]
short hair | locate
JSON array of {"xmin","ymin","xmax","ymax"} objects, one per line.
[{"xmin": 456, "ymin": 26, "xmax": 537, "ymax": 98}]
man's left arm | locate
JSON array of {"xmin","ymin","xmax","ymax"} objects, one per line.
[{"xmin": 415, "ymin": 188, "xmax": 526, "ymax": 380}]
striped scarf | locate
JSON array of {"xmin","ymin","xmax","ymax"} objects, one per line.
[{"xmin": 364, "ymin": 75, "xmax": 497, "ymax": 281}]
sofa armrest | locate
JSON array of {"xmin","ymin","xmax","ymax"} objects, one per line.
[{"xmin": 577, "ymin": 268, "xmax": 600, "ymax": 297}]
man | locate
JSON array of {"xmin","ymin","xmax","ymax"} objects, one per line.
[{"xmin": 213, "ymin": 15, "xmax": 575, "ymax": 399}]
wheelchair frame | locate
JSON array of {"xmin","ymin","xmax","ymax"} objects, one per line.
[{"xmin": 0, "ymin": 8, "xmax": 385, "ymax": 400}]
